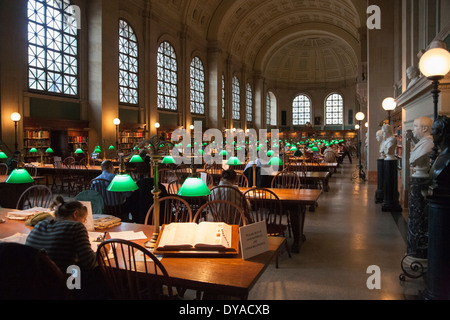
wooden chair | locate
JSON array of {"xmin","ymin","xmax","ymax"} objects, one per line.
[
  {"xmin": 158, "ymin": 168, "xmax": 178, "ymax": 184},
  {"xmin": 24, "ymin": 164, "xmax": 37, "ymax": 177},
  {"xmin": 235, "ymin": 172, "xmax": 249, "ymax": 187},
  {"xmin": 243, "ymin": 187, "xmax": 291, "ymax": 268},
  {"xmin": 62, "ymin": 156, "xmax": 76, "ymax": 167},
  {"xmin": 202, "ymin": 172, "xmax": 214, "ymax": 188},
  {"xmin": 66, "ymin": 163, "xmax": 90, "ymax": 196},
  {"xmin": 144, "ymin": 195, "xmax": 192, "ymax": 225},
  {"xmin": 0, "ymin": 243, "xmax": 71, "ymax": 300},
  {"xmin": 89, "ymin": 178, "xmax": 126, "ymax": 219},
  {"xmin": 96, "ymin": 239, "xmax": 177, "ymax": 300},
  {"xmin": 167, "ymin": 179, "xmax": 182, "ymax": 195},
  {"xmin": 208, "ymin": 185, "xmax": 251, "ymax": 223},
  {"xmin": 79, "ymin": 157, "xmax": 95, "ymax": 167},
  {"xmin": 16, "ymin": 185, "xmax": 53, "ymax": 210},
  {"xmin": 204, "ymin": 162, "xmax": 222, "ymax": 175},
  {"xmin": 0, "ymin": 163, "xmax": 8, "ymax": 175},
  {"xmin": 271, "ymin": 171, "xmax": 301, "ymax": 189},
  {"xmin": 193, "ymin": 199, "xmax": 248, "ymax": 227}
]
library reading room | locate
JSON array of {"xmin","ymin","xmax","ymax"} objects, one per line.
[{"xmin": 1, "ymin": 0, "xmax": 450, "ymax": 304}]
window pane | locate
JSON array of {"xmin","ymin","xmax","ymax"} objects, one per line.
[
  {"xmin": 246, "ymin": 83, "xmax": 253, "ymax": 122},
  {"xmin": 157, "ymin": 41, "xmax": 177, "ymax": 111},
  {"xmin": 190, "ymin": 56, "xmax": 205, "ymax": 114},
  {"xmin": 325, "ymin": 93, "xmax": 343, "ymax": 125},
  {"xmin": 118, "ymin": 20, "xmax": 138, "ymax": 105},
  {"xmin": 232, "ymin": 76, "xmax": 240, "ymax": 120},
  {"xmin": 27, "ymin": 0, "xmax": 78, "ymax": 96},
  {"xmin": 292, "ymin": 94, "xmax": 311, "ymax": 125}
]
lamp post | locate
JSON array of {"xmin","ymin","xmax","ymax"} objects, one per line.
[
  {"xmin": 418, "ymin": 40, "xmax": 450, "ymax": 164},
  {"xmin": 113, "ymin": 118, "xmax": 120, "ymax": 150},
  {"xmin": 355, "ymin": 112, "xmax": 366, "ymax": 182},
  {"xmin": 382, "ymin": 97, "xmax": 396, "ymax": 125},
  {"xmin": 11, "ymin": 112, "xmax": 21, "ymax": 152}
]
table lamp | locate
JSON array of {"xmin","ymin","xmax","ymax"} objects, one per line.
[{"xmin": 5, "ymin": 153, "xmax": 34, "ymax": 184}]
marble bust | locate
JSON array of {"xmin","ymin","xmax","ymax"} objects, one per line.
[
  {"xmin": 430, "ymin": 115, "xmax": 450, "ymax": 196},
  {"xmin": 376, "ymin": 129, "xmax": 385, "ymax": 159},
  {"xmin": 410, "ymin": 117, "xmax": 434, "ymax": 177},
  {"xmin": 382, "ymin": 124, "xmax": 397, "ymax": 160},
  {"xmin": 406, "ymin": 65, "xmax": 420, "ymax": 89}
]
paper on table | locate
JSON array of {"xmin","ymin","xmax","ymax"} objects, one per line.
[
  {"xmin": 108, "ymin": 231, "xmax": 147, "ymax": 241},
  {"xmin": 0, "ymin": 233, "xmax": 28, "ymax": 245},
  {"xmin": 79, "ymin": 201, "xmax": 94, "ymax": 231},
  {"xmin": 7, "ymin": 207, "xmax": 53, "ymax": 220}
]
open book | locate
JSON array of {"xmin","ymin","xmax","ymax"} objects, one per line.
[{"xmin": 156, "ymin": 222, "xmax": 233, "ymax": 251}]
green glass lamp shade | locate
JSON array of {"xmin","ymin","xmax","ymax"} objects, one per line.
[
  {"xmin": 0, "ymin": 151, "xmax": 8, "ymax": 159},
  {"xmin": 45, "ymin": 148, "xmax": 54, "ymax": 153},
  {"xmin": 177, "ymin": 177, "xmax": 211, "ymax": 197},
  {"xmin": 197, "ymin": 149, "xmax": 204, "ymax": 155},
  {"xmin": 94, "ymin": 147, "xmax": 101, "ymax": 153},
  {"xmin": 130, "ymin": 154, "xmax": 144, "ymax": 162},
  {"xmin": 268, "ymin": 157, "xmax": 283, "ymax": 166},
  {"xmin": 220, "ymin": 150, "xmax": 228, "ymax": 156},
  {"xmin": 5, "ymin": 169, "xmax": 34, "ymax": 184},
  {"xmin": 29, "ymin": 148, "xmax": 38, "ymax": 153},
  {"xmin": 107, "ymin": 174, "xmax": 139, "ymax": 192},
  {"xmin": 227, "ymin": 156, "xmax": 242, "ymax": 165},
  {"xmin": 109, "ymin": 145, "xmax": 115, "ymax": 150},
  {"xmin": 267, "ymin": 150, "xmax": 274, "ymax": 157},
  {"xmin": 162, "ymin": 155, "xmax": 176, "ymax": 164},
  {"xmin": 186, "ymin": 144, "xmax": 192, "ymax": 148},
  {"xmin": 290, "ymin": 146, "xmax": 297, "ymax": 151},
  {"xmin": 311, "ymin": 146, "xmax": 319, "ymax": 152},
  {"xmin": 75, "ymin": 148, "xmax": 84, "ymax": 154}
]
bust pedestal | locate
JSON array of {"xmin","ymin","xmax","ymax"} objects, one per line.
[
  {"xmin": 381, "ymin": 159, "xmax": 402, "ymax": 212},
  {"xmin": 375, "ymin": 158, "xmax": 384, "ymax": 203}
]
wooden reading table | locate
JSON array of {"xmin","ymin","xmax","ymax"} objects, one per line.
[
  {"xmin": 239, "ymin": 187, "xmax": 322, "ymax": 253},
  {"xmin": 0, "ymin": 208, "xmax": 284, "ymax": 300}
]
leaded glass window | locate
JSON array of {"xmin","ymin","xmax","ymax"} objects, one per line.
[
  {"xmin": 232, "ymin": 76, "xmax": 240, "ymax": 120},
  {"xmin": 292, "ymin": 94, "xmax": 311, "ymax": 125},
  {"xmin": 222, "ymin": 74, "xmax": 225, "ymax": 118},
  {"xmin": 119, "ymin": 20, "xmax": 138, "ymax": 105},
  {"xmin": 246, "ymin": 83, "xmax": 253, "ymax": 122},
  {"xmin": 157, "ymin": 41, "xmax": 177, "ymax": 110},
  {"xmin": 266, "ymin": 93, "xmax": 271, "ymax": 125},
  {"xmin": 27, "ymin": 0, "xmax": 78, "ymax": 96},
  {"xmin": 325, "ymin": 93, "xmax": 343, "ymax": 125},
  {"xmin": 190, "ymin": 56, "xmax": 205, "ymax": 114}
]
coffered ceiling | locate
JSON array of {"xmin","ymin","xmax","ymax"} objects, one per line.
[{"xmin": 151, "ymin": 0, "xmax": 366, "ymax": 85}]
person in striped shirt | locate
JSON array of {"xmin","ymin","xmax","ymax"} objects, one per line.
[{"xmin": 25, "ymin": 196, "xmax": 97, "ymax": 276}]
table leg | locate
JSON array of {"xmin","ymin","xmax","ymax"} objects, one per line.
[{"xmin": 290, "ymin": 205, "xmax": 306, "ymax": 253}]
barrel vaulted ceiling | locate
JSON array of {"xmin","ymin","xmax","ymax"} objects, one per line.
[{"xmin": 151, "ymin": 0, "xmax": 367, "ymax": 85}]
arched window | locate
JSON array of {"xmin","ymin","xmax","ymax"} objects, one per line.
[
  {"xmin": 246, "ymin": 83, "xmax": 253, "ymax": 122},
  {"xmin": 222, "ymin": 74, "xmax": 225, "ymax": 118},
  {"xmin": 27, "ymin": 0, "xmax": 78, "ymax": 96},
  {"xmin": 325, "ymin": 93, "xmax": 344, "ymax": 125},
  {"xmin": 119, "ymin": 19, "xmax": 138, "ymax": 105},
  {"xmin": 232, "ymin": 76, "xmax": 240, "ymax": 120},
  {"xmin": 292, "ymin": 94, "xmax": 311, "ymax": 125},
  {"xmin": 266, "ymin": 92, "xmax": 277, "ymax": 126},
  {"xmin": 157, "ymin": 41, "xmax": 177, "ymax": 111},
  {"xmin": 190, "ymin": 56, "xmax": 205, "ymax": 114}
]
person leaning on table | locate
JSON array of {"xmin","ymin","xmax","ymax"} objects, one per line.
[{"xmin": 25, "ymin": 196, "xmax": 107, "ymax": 299}]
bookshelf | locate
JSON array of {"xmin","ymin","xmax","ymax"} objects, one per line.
[
  {"xmin": 68, "ymin": 129, "xmax": 89, "ymax": 154},
  {"xmin": 119, "ymin": 129, "xmax": 144, "ymax": 155},
  {"xmin": 23, "ymin": 129, "xmax": 51, "ymax": 163}
]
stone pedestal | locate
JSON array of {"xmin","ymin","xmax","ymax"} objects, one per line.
[
  {"xmin": 375, "ymin": 158, "xmax": 384, "ymax": 203},
  {"xmin": 407, "ymin": 177, "xmax": 429, "ymax": 258},
  {"xmin": 381, "ymin": 159, "xmax": 402, "ymax": 212},
  {"xmin": 422, "ymin": 195, "xmax": 450, "ymax": 300}
]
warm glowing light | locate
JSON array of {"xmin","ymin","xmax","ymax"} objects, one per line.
[
  {"xmin": 11, "ymin": 112, "xmax": 21, "ymax": 122},
  {"xmin": 382, "ymin": 97, "xmax": 396, "ymax": 111},
  {"xmin": 113, "ymin": 118, "xmax": 121, "ymax": 126}
]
